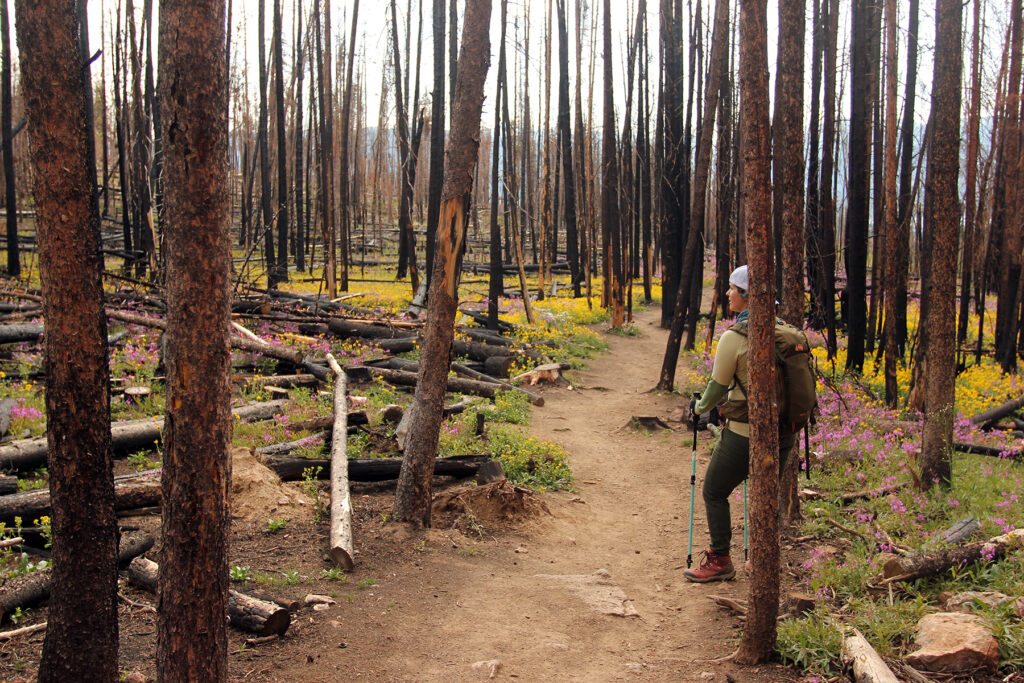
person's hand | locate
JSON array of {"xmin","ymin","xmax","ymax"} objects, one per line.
[
  {"xmin": 688, "ymin": 397, "xmax": 699, "ymax": 427},
  {"xmin": 697, "ymin": 407, "xmax": 721, "ymax": 431}
]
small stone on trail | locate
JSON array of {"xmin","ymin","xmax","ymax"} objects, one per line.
[
  {"xmin": 700, "ymin": 672, "xmax": 716, "ymax": 680},
  {"xmin": 514, "ymin": 546, "xmax": 528, "ymax": 553},
  {"xmin": 305, "ymin": 594, "xmax": 337, "ymax": 605},
  {"xmin": 313, "ymin": 603, "xmax": 332, "ymax": 611},
  {"xmin": 546, "ymin": 642, "xmax": 569, "ymax": 651}
]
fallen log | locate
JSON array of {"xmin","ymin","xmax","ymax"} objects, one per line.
[
  {"xmin": 326, "ymin": 318, "xmax": 414, "ymax": 339},
  {"xmin": 842, "ymin": 628, "xmax": 900, "ymax": 683},
  {"xmin": 0, "ymin": 530, "xmax": 152, "ymax": 620},
  {"xmin": 0, "ymin": 399, "xmax": 288, "ymax": 473},
  {"xmin": 940, "ymin": 516, "xmax": 979, "ymax": 545},
  {"xmin": 881, "ymin": 528, "xmax": 1024, "ymax": 583},
  {"xmin": 457, "ymin": 309, "xmax": 517, "ymax": 333},
  {"xmin": 451, "ymin": 362, "xmax": 544, "ymax": 406},
  {"xmin": 953, "ymin": 441, "xmax": 1024, "ymax": 462},
  {"xmin": 0, "ymin": 323, "xmax": 44, "ymax": 345},
  {"xmin": 800, "ymin": 482, "xmax": 907, "ymax": 505},
  {"xmin": 0, "ymin": 479, "xmax": 162, "ymax": 523},
  {"xmin": 242, "ymin": 373, "xmax": 320, "ymax": 391},
  {"xmin": 363, "ymin": 367, "xmax": 500, "ymax": 399},
  {"xmin": 127, "ymin": 557, "xmax": 290, "ymax": 636},
  {"xmin": 452, "ymin": 338, "xmax": 544, "ymax": 363},
  {"xmin": 375, "ymin": 357, "xmax": 532, "ymax": 401},
  {"xmin": 252, "ymin": 412, "xmax": 369, "ymax": 458},
  {"xmin": 261, "ymin": 454, "xmax": 494, "ymax": 482},
  {"xmin": 326, "ymin": 354, "xmax": 354, "ymax": 570},
  {"xmin": 483, "ymin": 355, "xmax": 516, "ymax": 378},
  {"xmin": 105, "ymin": 309, "xmax": 304, "ymax": 365},
  {"xmin": 969, "ymin": 396, "xmax": 1024, "ymax": 427}
]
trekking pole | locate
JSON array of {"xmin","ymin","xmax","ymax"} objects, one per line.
[
  {"xmin": 804, "ymin": 422, "xmax": 811, "ymax": 480},
  {"xmin": 743, "ymin": 479, "xmax": 749, "ymax": 564},
  {"xmin": 687, "ymin": 392, "xmax": 700, "ymax": 568}
]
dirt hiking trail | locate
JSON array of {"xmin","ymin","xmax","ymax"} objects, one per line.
[{"xmin": 269, "ymin": 307, "xmax": 799, "ymax": 683}]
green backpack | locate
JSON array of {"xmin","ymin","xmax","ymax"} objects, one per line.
[{"xmin": 718, "ymin": 319, "xmax": 818, "ymax": 435}]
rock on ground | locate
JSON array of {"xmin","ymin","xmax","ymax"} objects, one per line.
[{"xmin": 904, "ymin": 612, "xmax": 998, "ymax": 673}]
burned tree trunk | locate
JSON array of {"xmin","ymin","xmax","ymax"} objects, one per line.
[
  {"xmin": 656, "ymin": 0, "xmax": 729, "ymax": 390},
  {"xmin": 425, "ymin": 0, "xmax": 446, "ymax": 290},
  {"xmin": 487, "ymin": 0, "xmax": 506, "ymax": 330},
  {"xmin": 882, "ymin": 0, "xmax": 900, "ymax": 408},
  {"xmin": 157, "ymin": 0, "xmax": 233, "ymax": 678},
  {"xmin": 15, "ymin": 1, "xmax": 118, "ymax": 678},
  {"xmin": 257, "ymin": 0, "xmax": 277, "ymax": 288},
  {"xmin": 774, "ymin": 0, "xmax": 805, "ymax": 326},
  {"xmin": 845, "ymin": 0, "xmax": 875, "ymax": 373},
  {"xmin": 919, "ymin": 0, "xmax": 962, "ymax": 488},
  {"xmin": 293, "ymin": 0, "xmax": 306, "ymax": 271},
  {"xmin": 603, "ymin": 0, "xmax": 623, "ymax": 329},
  {"xmin": 394, "ymin": 0, "xmax": 492, "ymax": 527},
  {"xmin": 273, "ymin": 0, "xmax": 288, "ymax": 282},
  {"xmin": 0, "ymin": 0, "xmax": 15, "ymax": 278},
  {"xmin": 392, "ymin": 0, "xmax": 417, "ymax": 288},
  {"xmin": 556, "ymin": 0, "xmax": 580, "ymax": 297},
  {"xmin": 337, "ymin": 0, "xmax": 360, "ymax": 292}
]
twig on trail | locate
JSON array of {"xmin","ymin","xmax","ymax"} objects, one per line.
[
  {"xmin": 708, "ymin": 594, "xmax": 747, "ymax": 616},
  {"xmin": 692, "ymin": 646, "xmax": 739, "ymax": 663},
  {"xmin": 119, "ymin": 592, "xmax": 156, "ymax": 613},
  {"xmin": 243, "ymin": 634, "xmax": 282, "ymax": 647}
]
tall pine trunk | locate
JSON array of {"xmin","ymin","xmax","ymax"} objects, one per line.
[
  {"xmin": 16, "ymin": 1, "xmax": 118, "ymax": 678},
  {"xmin": 735, "ymin": 0, "xmax": 781, "ymax": 662},
  {"xmin": 920, "ymin": 0, "xmax": 962, "ymax": 487},
  {"xmin": 394, "ymin": 0, "xmax": 492, "ymax": 527}
]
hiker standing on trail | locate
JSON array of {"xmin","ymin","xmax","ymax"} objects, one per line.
[{"xmin": 684, "ymin": 265, "xmax": 802, "ymax": 582}]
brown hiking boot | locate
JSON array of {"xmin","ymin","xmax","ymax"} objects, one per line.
[{"xmin": 683, "ymin": 550, "xmax": 736, "ymax": 583}]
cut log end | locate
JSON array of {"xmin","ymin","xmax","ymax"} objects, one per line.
[{"xmin": 329, "ymin": 546, "xmax": 355, "ymax": 571}]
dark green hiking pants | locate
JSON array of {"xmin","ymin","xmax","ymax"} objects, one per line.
[{"xmin": 702, "ymin": 427, "xmax": 797, "ymax": 556}]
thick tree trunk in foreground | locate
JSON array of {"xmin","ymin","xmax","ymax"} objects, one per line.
[
  {"xmin": 736, "ymin": 0, "xmax": 781, "ymax": 664},
  {"xmin": 394, "ymin": 0, "xmax": 492, "ymax": 527},
  {"xmin": 157, "ymin": 1, "xmax": 232, "ymax": 679},
  {"xmin": 15, "ymin": 1, "xmax": 119, "ymax": 678},
  {"xmin": 919, "ymin": 0, "xmax": 962, "ymax": 489}
]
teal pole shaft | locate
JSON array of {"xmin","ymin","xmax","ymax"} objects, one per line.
[{"xmin": 687, "ymin": 392, "xmax": 699, "ymax": 568}]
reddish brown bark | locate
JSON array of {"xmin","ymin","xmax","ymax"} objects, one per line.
[
  {"xmin": 15, "ymin": 1, "xmax": 119, "ymax": 678},
  {"xmin": 735, "ymin": 0, "xmax": 781, "ymax": 664},
  {"xmin": 394, "ymin": 0, "xmax": 492, "ymax": 527},
  {"xmin": 157, "ymin": 1, "xmax": 233, "ymax": 679}
]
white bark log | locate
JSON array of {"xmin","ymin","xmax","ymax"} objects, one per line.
[
  {"xmin": 326, "ymin": 353, "xmax": 354, "ymax": 569},
  {"xmin": 843, "ymin": 628, "xmax": 900, "ymax": 683}
]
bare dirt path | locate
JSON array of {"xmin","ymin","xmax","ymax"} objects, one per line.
[{"xmin": 266, "ymin": 307, "xmax": 798, "ymax": 682}]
